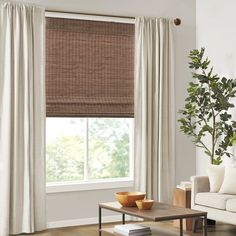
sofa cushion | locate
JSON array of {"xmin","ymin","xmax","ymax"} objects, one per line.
[
  {"xmin": 226, "ymin": 199, "xmax": 236, "ymax": 212},
  {"xmin": 195, "ymin": 192, "xmax": 236, "ymax": 210}
]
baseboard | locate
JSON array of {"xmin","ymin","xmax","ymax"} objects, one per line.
[{"xmin": 47, "ymin": 215, "xmax": 134, "ymax": 229}]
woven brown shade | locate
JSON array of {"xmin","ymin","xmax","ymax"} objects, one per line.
[{"xmin": 46, "ymin": 17, "xmax": 134, "ymax": 117}]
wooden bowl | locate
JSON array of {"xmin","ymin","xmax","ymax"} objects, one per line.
[
  {"xmin": 136, "ymin": 199, "xmax": 154, "ymax": 210},
  {"xmin": 115, "ymin": 192, "xmax": 146, "ymax": 207}
]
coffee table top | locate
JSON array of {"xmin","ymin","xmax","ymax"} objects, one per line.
[{"xmin": 99, "ymin": 202, "xmax": 207, "ymax": 221}]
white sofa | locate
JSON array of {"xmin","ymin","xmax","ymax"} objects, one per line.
[{"xmin": 191, "ymin": 176, "xmax": 236, "ymax": 225}]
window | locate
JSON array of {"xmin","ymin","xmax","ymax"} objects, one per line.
[
  {"xmin": 45, "ymin": 15, "xmax": 135, "ymax": 190},
  {"xmin": 46, "ymin": 118, "xmax": 133, "ymax": 183}
]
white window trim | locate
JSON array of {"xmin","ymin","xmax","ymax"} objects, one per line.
[{"xmin": 46, "ymin": 178, "xmax": 134, "ymax": 193}]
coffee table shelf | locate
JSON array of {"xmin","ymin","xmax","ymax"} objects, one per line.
[{"xmin": 98, "ymin": 202, "xmax": 208, "ymax": 236}]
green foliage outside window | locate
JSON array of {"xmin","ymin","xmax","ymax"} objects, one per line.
[
  {"xmin": 46, "ymin": 135, "xmax": 84, "ymax": 182},
  {"xmin": 88, "ymin": 118, "xmax": 130, "ymax": 179}
]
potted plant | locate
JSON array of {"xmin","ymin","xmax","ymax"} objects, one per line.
[{"xmin": 178, "ymin": 48, "xmax": 236, "ymax": 165}]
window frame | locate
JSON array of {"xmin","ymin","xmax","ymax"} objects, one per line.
[
  {"xmin": 45, "ymin": 12, "xmax": 135, "ymax": 193},
  {"xmin": 46, "ymin": 118, "xmax": 134, "ymax": 193}
]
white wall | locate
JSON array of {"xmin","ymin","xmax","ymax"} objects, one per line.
[
  {"xmin": 47, "ymin": 188, "xmax": 132, "ymax": 223},
  {"xmin": 17, "ymin": 0, "xmax": 196, "ymax": 225},
  {"xmin": 196, "ymin": 0, "xmax": 236, "ymax": 174}
]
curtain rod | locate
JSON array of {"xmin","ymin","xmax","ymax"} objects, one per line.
[{"xmin": 45, "ymin": 10, "xmax": 181, "ymax": 26}]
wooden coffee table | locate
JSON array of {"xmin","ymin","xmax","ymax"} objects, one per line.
[{"xmin": 99, "ymin": 202, "xmax": 207, "ymax": 236}]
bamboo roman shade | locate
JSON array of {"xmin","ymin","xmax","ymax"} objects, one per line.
[{"xmin": 46, "ymin": 17, "xmax": 134, "ymax": 117}]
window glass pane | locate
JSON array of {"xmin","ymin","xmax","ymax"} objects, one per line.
[
  {"xmin": 46, "ymin": 118, "xmax": 85, "ymax": 183},
  {"xmin": 88, "ymin": 118, "xmax": 131, "ymax": 179}
]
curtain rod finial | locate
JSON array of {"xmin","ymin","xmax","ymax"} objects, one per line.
[{"xmin": 174, "ymin": 18, "xmax": 181, "ymax": 26}]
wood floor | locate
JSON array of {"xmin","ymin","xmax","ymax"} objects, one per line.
[{"xmin": 20, "ymin": 221, "xmax": 236, "ymax": 236}]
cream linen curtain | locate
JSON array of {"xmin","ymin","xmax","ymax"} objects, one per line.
[
  {"xmin": 134, "ymin": 17, "xmax": 175, "ymax": 203},
  {"xmin": 0, "ymin": 2, "xmax": 46, "ymax": 235}
]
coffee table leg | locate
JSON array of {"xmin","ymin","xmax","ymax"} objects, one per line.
[
  {"xmin": 99, "ymin": 206, "xmax": 102, "ymax": 236},
  {"xmin": 122, "ymin": 213, "xmax": 125, "ymax": 224},
  {"xmin": 203, "ymin": 215, "xmax": 208, "ymax": 236},
  {"xmin": 179, "ymin": 218, "xmax": 183, "ymax": 236}
]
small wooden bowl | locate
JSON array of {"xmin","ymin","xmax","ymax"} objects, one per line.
[
  {"xmin": 115, "ymin": 192, "xmax": 146, "ymax": 207},
  {"xmin": 136, "ymin": 199, "xmax": 154, "ymax": 210}
]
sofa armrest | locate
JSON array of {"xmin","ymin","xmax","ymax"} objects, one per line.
[{"xmin": 191, "ymin": 176, "xmax": 210, "ymax": 208}]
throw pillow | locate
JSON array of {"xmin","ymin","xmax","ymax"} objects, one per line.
[
  {"xmin": 206, "ymin": 164, "xmax": 225, "ymax": 192},
  {"xmin": 219, "ymin": 167, "xmax": 236, "ymax": 194}
]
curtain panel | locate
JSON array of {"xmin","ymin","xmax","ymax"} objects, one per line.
[
  {"xmin": 134, "ymin": 17, "xmax": 175, "ymax": 203},
  {"xmin": 0, "ymin": 2, "xmax": 46, "ymax": 235}
]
